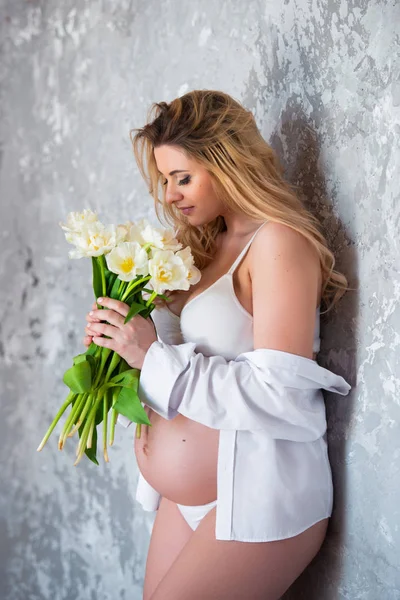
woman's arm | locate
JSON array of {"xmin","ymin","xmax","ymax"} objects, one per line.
[
  {"xmin": 136, "ymin": 224, "xmax": 351, "ymax": 441},
  {"xmin": 138, "ymin": 341, "xmax": 350, "ymax": 441}
]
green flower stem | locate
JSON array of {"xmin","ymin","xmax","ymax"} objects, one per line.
[
  {"xmin": 75, "ymin": 392, "xmax": 102, "ymax": 462},
  {"xmin": 86, "ymin": 393, "xmax": 103, "ymax": 449},
  {"xmin": 67, "ymin": 392, "xmax": 92, "ymax": 437},
  {"xmin": 136, "ymin": 423, "xmax": 142, "ymax": 439},
  {"xmin": 79, "ymin": 354, "xmax": 116, "ymax": 450},
  {"xmin": 64, "ymin": 392, "xmax": 88, "ymax": 434},
  {"xmin": 75, "ymin": 416, "xmax": 95, "ymax": 464},
  {"xmin": 37, "ymin": 391, "xmax": 76, "ymax": 452},
  {"xmin": 98, "ymin": 255, "xmax": 107, "ymax": 297},
  {"xmin": 104, "ymin": 351, "xmax": 121, "ymax": 383},
  {"xmin": 68, "ymin": 393, "xmax": 92, "ymax": 437},
  {"xmin": 72, "ymin": 347, "xmax": 118, "ymax": 460},
  {"xmin": 121, "ymin": 275, "xmax": 151, "ymax": 302},
  {"xmin": 103, "ymin": 391, "xmax": 109, "ymax": 462},
  {"xmin": 145, "ymin": 291, "xmax": 157, "ymax": 307},
  {"xmin": 58, "ymin": 392, "xmax": 88, "ymax": 449},
  {"xmin": 77, "ymin": 394, "xmax": 98, "ymax": 450},
  {"xmin": 118, "ymin": 280, "xmax": 127, "ymax": 296},
  {"xmin": 92, "ymin": 347, "xmax": 112, "ymax": 389},
  {"xmin": 109, "ymin": 407, "xmax": 118, "ymax": 446},
  {"xmin": 87, "ymin": 416, "xmax": 96, "ymax": 450}
]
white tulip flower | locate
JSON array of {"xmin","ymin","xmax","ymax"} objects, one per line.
[
  {"xmin": 67, "ymin": 222, "xmax": 123, "ymax": 259},
  {"xmin": 59, "ymin": 209, "xmax": 99, "ymax": 234},
  {"xmin": 126, "ymin": 219, "xmax": 147, "ymax": 245},
  {"xmin": 175, "ymin": 246, "xmax": 202, "ymax": 285},
  {"xmin": 138, "ymin": 222, "xmax": 183, "ymax": 252},
  {"xmin": 148, "ymin": 250, "xmax": 190, "ymax": 294},
  {"xmin": 105, "ymin": 242, "xmax": 149, "ymax": 281},
  {"xmin": 116, "ymin": 220, "xmax": 136, "ymax": 243}
]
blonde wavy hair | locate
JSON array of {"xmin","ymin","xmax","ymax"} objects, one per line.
[{"xmin": 130, "ymin": 89, "xmax": 351, "ymax": 315}]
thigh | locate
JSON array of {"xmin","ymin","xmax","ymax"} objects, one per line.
[
  {"xmin": 143, "ymin": 496, "xmax": 194, "ymax": 600},
  {"xmin": 150, "ymin": 506, "xmax": 329, "ymax": 600}
]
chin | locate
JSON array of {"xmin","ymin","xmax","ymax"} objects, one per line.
[
  {"xmin": 183, "ymin": 209, "xmax": 218, "ymax": 228},
  {"xmin": 189, "ymin": 213, "xmax": 216, "ymax": 227},
  {"xmin": 190, "ymin": 217, "xmax": 210, "ymax": 228}
]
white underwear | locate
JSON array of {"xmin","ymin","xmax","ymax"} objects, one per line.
[{"xmin": 176, "ymin": 498, "xmax": 217, "ymax": 531}]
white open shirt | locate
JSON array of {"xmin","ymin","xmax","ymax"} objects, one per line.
[{"xmin": 118, "ymin": 339, "xmax": 351, "ymax": 542}]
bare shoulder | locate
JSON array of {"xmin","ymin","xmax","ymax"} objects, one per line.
[
  {"xmin": 249, "ymin": 221, "xmax": 322, "ymax": 355},
  {"xmin": 249, "ymin": 221, "xmax": 321, "ymax": 282},
  {"xmin": 251, "ymin": 221, "xmax": 319, "ymax": 260}
]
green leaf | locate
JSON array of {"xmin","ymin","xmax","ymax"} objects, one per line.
[
  {"xmin": 118, "ymin": 359, "xmax": 132, "ymax": 374},
  {"xmin": 73, "ymin": 353, "xmax": 88, "ymax": 365},
  {"xmin": 86, "ymin": 342, "xmax": 98, "ymax": 356},
  {"xmin": 124, "ymin": 301, "xmax": 147, "ymax": 324},
  {"xmin": 94, "ymin": 391, "xmax": 111, "ymax": 426},
  {"xmin": 113, "ymin": 387, "xmax": 151, "ymax": 425},
  {"xmin": 141, "ymin": 304, "xmax": 156, "ymax": 320},
  {"xmin": 95, "ymin": 397, "xmax": 104, "ymax": 426},
  {"xmin": 110, "ymin": 275, "xmax": 123, "ymax": 299},
  {"xmin": 108, "ymin": 368, "xmax": 140, "ymax": 389},
  {"xmin": 122, "ymin": 291, "xmax": 139, "ymax": 306},
  {"xmin": 63, "ymin": 361, "xmax": 92, "ymax": 393},
  {"xmin": 92, "ymin": 257, "xmax": 103, "ymax": 299},
  {"xmin": 72, "ymin": 354, "xmax": 97, "ymax": 383},
  {"xmin": 85, "ymin": 354, "xmax": 97, "ymax": 378},
  {"xmin": 105, "ymin": 269, "xmax": 118, "ymax": 290}
]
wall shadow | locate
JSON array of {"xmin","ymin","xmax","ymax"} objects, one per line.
[{"xmin": 269, "ymin": 99, "xmax": 359, "ymax": 600}]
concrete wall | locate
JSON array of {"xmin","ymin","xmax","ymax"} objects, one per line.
[{"xmin": 0, "ymin": 1, "xmax": 398, "ymax": 598}]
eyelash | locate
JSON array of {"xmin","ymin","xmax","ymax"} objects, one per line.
[{"xmin": 163, "ymin": 175, "xmax": 191, "ymax": 186}]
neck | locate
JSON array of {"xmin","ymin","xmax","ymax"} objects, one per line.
[{"xmin": 221, "ymin": 212, "xmax": 264, "ymax": 238}]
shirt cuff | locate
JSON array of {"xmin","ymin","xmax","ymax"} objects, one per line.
[{"xmin": 138, "ymin": 340, "xmax": 197, "ymax": 419}]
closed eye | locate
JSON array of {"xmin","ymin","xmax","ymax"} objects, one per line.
[{"xmin": 163, "ymin": 175, "xmax": 191, "ymax": 186}]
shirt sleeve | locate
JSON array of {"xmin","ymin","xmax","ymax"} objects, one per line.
[{"xmin": 136, "ymin": 341, "xmax": 352, "ymax": 442}]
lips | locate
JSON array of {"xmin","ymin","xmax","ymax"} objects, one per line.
[{"xmin": 178, "ymin": 206, "xmax": 195, "ymax": 215}]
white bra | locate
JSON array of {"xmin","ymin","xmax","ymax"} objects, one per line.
[{"xmin": 151, "ymin": 222, "xmax": 321, "ymax": 361}]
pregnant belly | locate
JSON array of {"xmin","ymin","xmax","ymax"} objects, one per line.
[{"xmin": 134, "ymin": 407, "xmax": 219, "ymax": 506}]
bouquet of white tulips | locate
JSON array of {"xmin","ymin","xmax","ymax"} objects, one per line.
[{"xmin": 37, "ymin": 209, "xmax": 200, "ymax": 466}]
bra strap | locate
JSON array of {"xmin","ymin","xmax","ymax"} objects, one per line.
[{"xmin": 228, "ymin": 221, "xmax": 268, "ymax": 275}]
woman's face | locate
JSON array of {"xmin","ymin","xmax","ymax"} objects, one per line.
[{"xmin": 153, "ymin": 145, "xmax": 226, "ymax": 226}]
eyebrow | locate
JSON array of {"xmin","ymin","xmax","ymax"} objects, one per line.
[{"xmin": 159, "ymin": 169, "xmax": 190, "ymax": 177}]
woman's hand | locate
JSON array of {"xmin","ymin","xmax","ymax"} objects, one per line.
[
  {"xmin": 152, "ymin": 289, "xmax": 178, "ymax": 306},
  {"xmin": 83, "ymin": 300, "xmax": 100, "ymax": 348},
  {"xmin": 83, "ymin": 297, "xmax": 158, "ymax": 370}
]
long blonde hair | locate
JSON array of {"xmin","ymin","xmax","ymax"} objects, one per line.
[{"xmin": 130, "ymin": 89, "xmax": 351, "ymax": 315}]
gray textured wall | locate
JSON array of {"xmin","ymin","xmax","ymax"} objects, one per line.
[{"xmin": 0, "ymin": 1, "xmax": 399, "ymax": 599}]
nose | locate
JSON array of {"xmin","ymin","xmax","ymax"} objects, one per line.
[{"xmin": 165, "ymin": 184, "xmax": 184, "ymax": 206}]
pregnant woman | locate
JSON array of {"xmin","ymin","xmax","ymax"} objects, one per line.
[{"xmin": 83, "ymin": 90, "xmax": 351, "ymax": 599}]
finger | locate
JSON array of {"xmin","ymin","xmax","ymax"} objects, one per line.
[
  {"xmin": 96, "ymin": 297, "xmax": 129, "ymax": 317},
  {"xmin": 85, "ymin": 301, "xmax": 100, "ymax": 322},
  {"xmin": 92, "ymin": 335, "xmax": 113, "ymax": 349},
  {"xmin": 86, "ymin": 312, "xmax": 101, "ymax": 323},
  {"xmin": 83, "ymin": 335, "xmax": 92, "ymax": 347},
  {"xmin": 88, "ymin": 322, "xmax": 120, "ymax": 339},
  {"xmin": 88, "ymin": 309, "xmax": 125, "ymax": 328},
  {"xmin": 85, "ymin": 311, "xmax": 101, "ymax": 323}
]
